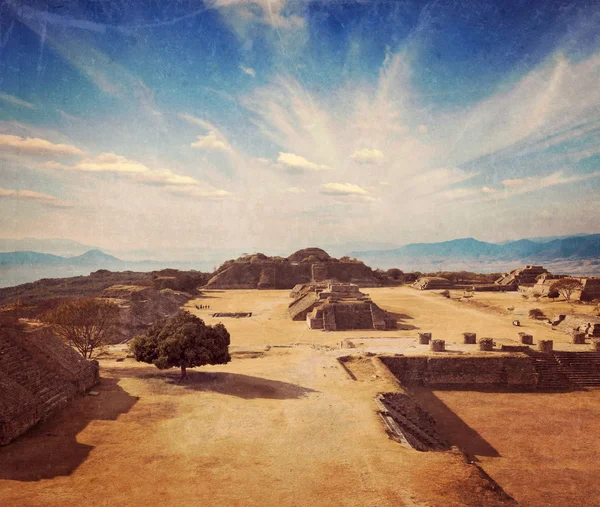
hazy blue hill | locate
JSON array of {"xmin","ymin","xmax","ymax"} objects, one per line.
[
  {"xmin": 68, "ymin": 250, "xmax": 122, "ymax": 265},
  {"xmin": 353, "ymin": 238, "xmax": 501, "ymax": 259},
  {"xmin": 0, "ymin": 250, "xmax": 122, "ymax": 266},
  {"xmin": 0, "ymin": 251, "xmax": 68, "ymax": 265},
  {"xmin": 0, "ymin": 238, "xmax": 97, "ymax": 256},
  {"xmin": 350, "ymin": 234, "xmax": 600, "ymax": 270}
]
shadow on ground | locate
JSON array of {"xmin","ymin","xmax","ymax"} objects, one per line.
[
  {"xmin": 176, "ymin": 371, "xmax": 318, "ymax": 399},
  {"xmin": 108, "ymin": 366, "xmax": 317, "ymax": 400},
  {"xmin": 386, "ymin": 311, "xmax": 419, "ymax": 331},
  {"xmin": 0, "ymin": 377, "xmax": 138, "ymax": 482},
  {"xmin": 408, "ymin": 388, "xmax": 500, "ymax": 461}
]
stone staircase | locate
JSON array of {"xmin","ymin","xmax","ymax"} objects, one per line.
[
  {"xmin": 370, "ymin": 304, "xmax": 387, "ymax": 330},
  {"xmin": 377, "ymin": 394, "xmax": 449, "ymax": 452},
  {"xmin": 553, "ymin": 352, "xmax": 600, "ymax": 387},
  {"xmin": 525, "ymin": 351, "xmax": 571, "ymax": 390},
  {"xmin": 0, "ymin": 336, "xmax": 73, "ymax": 418}
]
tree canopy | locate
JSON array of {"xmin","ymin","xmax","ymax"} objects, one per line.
[
  {"xmin": 130, "ymin": 311, "xmax": 230, "ymax": 380},
  {"xmin": 550, "ymin": 278, "xmax": 583, "ymax": 302},
  {"xmin": 42, "ymin": 298, "xmax": 120, "ymax": 359}
]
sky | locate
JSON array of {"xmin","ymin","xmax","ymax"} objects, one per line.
[{"xmin": 1, "ymin": 0, "xmax": 600, "ymax": 257}]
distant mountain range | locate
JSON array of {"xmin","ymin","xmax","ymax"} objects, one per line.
[
  {"xmin": 0, "ymin": 250, "xmax": 210, "ymax": 288},
  {"xmin": 349, "ymin": 234, "xmax": 600, "ymax": 273},
  {"xmin": 0, "ymin": 250, "xmax": 120, "ymax": 266},
  {"xmin": 0, "ymin": 238, "xmax": 98, "ymax": 257},
  {"xmin": 1, "ymin": 233, "xmax": 600, "ymax": 288}
]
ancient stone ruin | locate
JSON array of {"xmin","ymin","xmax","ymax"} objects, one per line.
[
  {"xmin": 479, "ymin": 338, "xmax": 495, "ymax": 351},
  {"xmin": 0, "ymin": 327, "xmax": 99, "ymax": 445},
  {"xmin": 532, "ymin": 274, "xmax": 600, "ymax": 301},
  {"xmin": 376, "ymin": 393, "xmax": 449, "ymax": 452},
  {"xmin": 463, "ymin": 332, "xmax": 477, "ymax": 344},
  {"xmin": 412, "ymin": 277, "xmax": 453, "ymax": 290},
  {"xmin": 100, "ymin": 285, "xmax": 191, "ymax": 343},
  {"xmin": 552, "ymin": 314, "xmax": 600, "ymax": 338},
  {"xmin": 495, "ymin": 265, "xmax": 548, "ymax": 289},
  {"xmin": 430, "ymin": 339, "xmax": 445, "ymax": 352},
  {"xmin": 289, "ymin": 283, "xmax": 396, "ymax": 331},
  {"xmin": 518, "ymin": 332, "xmax": 533, "ymax": 345},
  {"xmin": 418, "ymin": 332, "xmax": 432, "ymax": 345},
  {"xmin": 379, "ymin": 355, "xmax": 538, "ymax": 388},
  {"xmin": 205, "ymin": 248, "xmax": 383, "ymax": 290}
]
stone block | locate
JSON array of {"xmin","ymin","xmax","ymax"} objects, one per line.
[
  {"xmin": 418, "ymin": 332, "xmax": 432, "ymax": 345},
  {"xmin": 538, "ymin": 340, "xmax": 553, "ymax": 353},
  {"xmin": 518, "ymin": 333, "xmax": 533, "ymax": 345},
  {"xmin": 479, "ymin": 338, "xmax": 495, "ymax": 351},
  {"xmin": 430, "ymin": 339, "xmax": 445, "ymax": 352},
  {"xmin": 463, "ymin": 332, "xmax": 476, "ymax": 344}
]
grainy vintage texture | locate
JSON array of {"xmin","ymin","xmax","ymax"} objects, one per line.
[{"xmin": 1, "ymin": 1, "xmax": 600, "ymax": 506}]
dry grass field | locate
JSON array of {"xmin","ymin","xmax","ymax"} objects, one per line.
[{"xmin": 1, "ymin": 286, "xmax": 598, "ymax": 506}]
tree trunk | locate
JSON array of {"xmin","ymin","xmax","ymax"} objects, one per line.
[{"xmin": 179, "ymin": 365, "xmax": 188, "ymax": 381}]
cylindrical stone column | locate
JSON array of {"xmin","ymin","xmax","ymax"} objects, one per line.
[
  {"xmin": 430, "ymin": 339, "xmax": 445, "ymax": 352},
  {"xmin": 418, "ymin": 332, "xmax": 432, "ymax": 345},
  {"xmin": 479, "ymin": 338, "xmax": 494, "ymax": 351},
  {"xmin": 538, "ymin": 340, "xmax": 553, "ymax": 353},
  {"xmin": 518, "ymin": 333, "xmax": 533, "ymax": 345},
  {"xmin": 463, "ymin": 332, "xmax": 477, "ymax": 344}
]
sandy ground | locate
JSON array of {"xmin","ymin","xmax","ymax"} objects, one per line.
[
  {"xmin": 412, "ymin": 388, "xmax": 600, "ymax": 507},
  {"xmin": 1, "ymin": 286, "xmax": 597, "ymax": 506}
]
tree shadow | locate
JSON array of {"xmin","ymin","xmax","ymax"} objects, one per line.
[
  {"xmin": 407, "ymin": 387, "xmax": 500, "ymax": 461},
  {"xmin": 0, "ymin": 377, "xmax": 138, "ymax": 482},
  {"xmin": 170, "ymin": 371, "xmax": 318, "ymax": 400}
]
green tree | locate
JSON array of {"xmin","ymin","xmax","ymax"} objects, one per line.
[
  {"xmin": 550, "ymin": 279, "xmax": 583, "ymax": 302},
  {"xmin": 386, "ymin": 268, "xmax": 404, "ymax": 280},
  {"xmin": 130, "ymin": 311, "xmax": 230, "ymax": 380},
  {"xmin": 42, "ymin": 298, "xmax": 120, "ymax": 359}
]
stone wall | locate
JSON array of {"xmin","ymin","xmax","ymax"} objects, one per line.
[
  {"xmin": 206, "ymin": 260, "xmax": 382, "ymax": 289},
  {"xmin": 555, "ymin": 314, "xmax": 600, "ymax": 337},
  {"xmin": 0, "ymin": 327, "xmax": 99, "ymax": 445},
  {"xmin": 379, "ymin": 355, "xmax": 538, "ymax": 388}
]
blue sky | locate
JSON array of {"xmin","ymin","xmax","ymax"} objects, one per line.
[{"xmin": 0, "ymin": 0, "xmax": 599, "ymax": 256}]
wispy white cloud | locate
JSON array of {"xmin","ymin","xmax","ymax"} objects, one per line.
[
  {"xmin": 445, "ymin": 170, "xmax": 600, "ymax": 204},
  {"xmin": 0, "ymin": 92, "xmax": 36, "ymax": 110},
  {"xmin": 0, "ymin": 134, "xmax": 85, "ymax": 157},
  {"xmin": 41, "ymin": 152, "xmax": 232, "ymax": 196},
  {"xmin": 500, "ymin": 170, "xmax": 600, "ymax": 196},
  {"xmin": 0, "ymin": 186, "xmax": 72, "ymax": 208},
  {"xmin": 275, "ymin": 152, "xmax": 330, "ymax": 172},
  {"xmin": 164, "ymin": 185, "xmax": 234, "ymax": 200},
  {"xmin": 320, "ymin": 182, "xmax": 369, "ymax": 196},
  {"xmin": 209, "ymin": 0, "xmax": 304, "ymax": 31},
  {"xmin": 351, "ymin": 148, "xmax": 384, "ymax": 164},
  {"xmin": 191, "ymin": 131, "xmax": 233, "ymax": 153},
  {"xmin": 240, "ymin": 65, "xmax": 256, "ymax": 77}
]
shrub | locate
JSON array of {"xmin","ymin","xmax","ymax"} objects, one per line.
[{"xmin": 529, "ymin": 308, "xmax": 546, "ymax": 320}]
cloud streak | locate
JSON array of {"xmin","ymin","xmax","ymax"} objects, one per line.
[
  {"xmin": 0, "ymin": 187, "xmax": 72, "ymax": 208},
  {"xmin": 0, "ymin": 134, "xmax": 85, "ymax": 157},
  {"xmin": 0, "ymin": 92, "xmax": 36, "ymax": 110}
]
